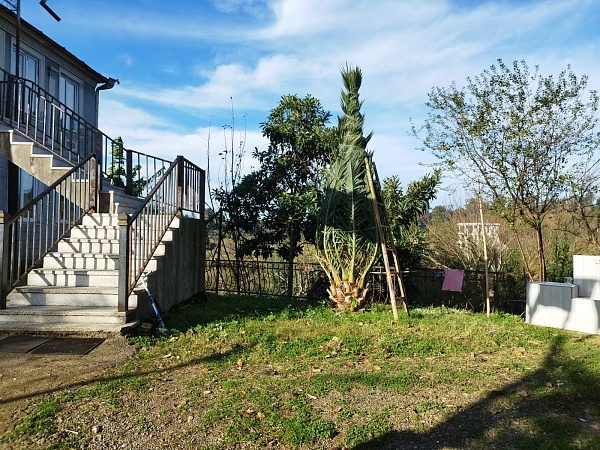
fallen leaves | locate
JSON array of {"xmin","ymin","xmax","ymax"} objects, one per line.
[
  {"xmin": 513, "ymin": 347, "xmax": 526, "ymax": 357},
  {"xmin": 238, "ymin": 408, "xmax": 266, "ymax": 420}
]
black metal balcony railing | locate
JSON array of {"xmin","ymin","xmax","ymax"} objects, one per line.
[
  {"xmin": 0, "ymin": 67, "xmax": 173, "ymax": 197},
  {"xmin": 0, "ymin": 69, "xmax": 103, "ymax": 165}
]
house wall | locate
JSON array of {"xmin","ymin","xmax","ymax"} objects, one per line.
[
  {"xmin": 0, "ymin": 6, "xmax": 108, "ymax": 212},
  {"xmin": 0, "ymin": 8, "xmax": 106, "ymax": 126},
  {"xmin": 136, "ymin": 216, "xmax": 207, "ymax": 321}
]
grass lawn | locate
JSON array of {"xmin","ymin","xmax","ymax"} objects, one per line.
[{"xmin": 3, "ymin": 295, "xmax": 600, "ymax": 449}]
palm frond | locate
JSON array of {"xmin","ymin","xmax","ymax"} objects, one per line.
[{"xmin": 316, "ymin": 65, "xmax": 380, "ymax": 307}]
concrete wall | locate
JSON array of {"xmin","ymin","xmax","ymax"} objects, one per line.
[
  {"xmin": 0, "ymin": 155, "xmax": 6, "ymax": 211},
  {"xmin": 526, "ymin": 255, "xmax": 600, "ymax": 335},
  {"xmin": 573, "ymin": 255, "xmax": 600, "ymax": 298},
  {"xmin": 136, "ymin": 216, "xmax": 206, "ymax": 321}
]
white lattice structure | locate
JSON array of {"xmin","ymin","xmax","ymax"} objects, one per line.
[{"xmin": 457, "ymin": 222, "xmax": 502, "ymax": 249}]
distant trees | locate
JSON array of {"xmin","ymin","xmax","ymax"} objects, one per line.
[
  {"xmin": 414, "ymin": 60, "xmax": 600, "ymax": 280},
  {"xmin": 382, "ymin": 170, "xmax": 441, "ymax": 268}
]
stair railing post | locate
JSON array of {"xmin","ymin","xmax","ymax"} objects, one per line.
[
  {"xmin": 90, "ymin": 155, "xmax": 98, "ymax": 212},
  {"xmin": 0, "ymin": 211, "xmax": 8, "ymax": 309},
  {"xmin": 125, "ymin": 148, "xmax": 133, "ymax": 196},
  {"xmin": 118, "ymin": 212, "xmax": 130, "ymax": 312},
  {"xmin": 177, "ymin": 156, "xmax": 184, "ymax": 210}
]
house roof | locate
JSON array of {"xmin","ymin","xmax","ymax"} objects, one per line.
[{"xmin": 0, "ymin": 3, "xmax": 108, "ymax": 84}]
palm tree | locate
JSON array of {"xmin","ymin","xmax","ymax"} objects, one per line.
[{"xmin": 316, "ymin": 66, "xmax": 379, "ymax": 311}]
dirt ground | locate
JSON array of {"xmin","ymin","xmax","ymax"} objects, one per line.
[{"xmin": 0, "ymin": 333, "xmax": 136, "ymax": 437}]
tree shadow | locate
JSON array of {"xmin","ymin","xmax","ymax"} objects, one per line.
[
  {"xmin": 0, "ymin": 344, "xmax": 249, "ymax": 407},
  {"xmin": 353, "ymin": 333, "xmax": 600, "ymax": 449}
]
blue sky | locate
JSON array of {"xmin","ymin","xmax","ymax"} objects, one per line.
[{"xmin": 18, "ymin": 0, "xmax": 600, "ymax": 202}]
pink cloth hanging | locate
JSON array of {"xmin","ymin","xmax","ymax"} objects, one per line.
[{"xmin": 442, "ymin": 269, "xmax": 464, "ymax": 292}]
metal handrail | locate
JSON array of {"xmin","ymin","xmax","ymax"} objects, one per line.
[
  {"xmin": 0, "ymin": 153, "xmax": 98, "ymax": 308},
  {"xmin": 117, "ymin": 156, "xmax": 205, "ymax": 311},
  {"xmin": 0, "ymin": 67, "xmax": 169, "ymax": 198}
]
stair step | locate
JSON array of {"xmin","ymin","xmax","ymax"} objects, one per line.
[
  {"xmin": 1, "ymin": 205, "xmax": 177, "ymax": 333},
  {"xmin": 0, "ymin": 305, "xmax": 139, "ymax": 333},
  {"xmin": 44, "ymin": 253, "xmax": 119, "ymax": 270},
  {"xmin": 0, "ymin": 320, "xmax": 140, "ymax": 334},
  {"xmin": 70, "ymin": 225, "xmax": 119, "ymax": 240},
  {"xmin": 27, "ymin": 269, "xmax": 119, "ymax": 287},
  {"xmin": 8, "ymin": 285, "xmax": 124, "ymax": 307},
  {"xmin": 57, "ymin": 238, "xmax": 120, "ymax": 254},
  {"xmin": 81, "ymin": 214, "xmax": 120, "ymax": 227}
]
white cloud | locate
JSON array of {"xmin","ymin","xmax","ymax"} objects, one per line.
[
  {"xmin": 92, "ymin": 0, "xmax": 600, "ymax": 203},
  {"xmin": 118, "ymin": 54, "xmax": 133, "ymax": 67},
  {"xmin": 98, "ymin": 98, "xmax": 268, "ymax": 187}
]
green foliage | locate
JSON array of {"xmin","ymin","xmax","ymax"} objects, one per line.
[
  {"xmin": 216, "ymin": 95, "xmax": 336, "ymax": 260},
  {"xmin": 345, "ymin": 414, "xmax": 392, "ymax": 447},
  {"xmin": 107, "ymin": 137, "xmax": 146, "ymax": 197},
  {"xmin": 546, "ymin": 236, "xmax": 573, "ymax": 282},
  {"xmin": 3, "ymin": 399, "xmax": 59, "ymax": 439},
  {"xmin": 316, "ymin": 65, "xmax": 379, "ymax": 310},
  {"xmin": 281, "ymin": 407, "xmax": 336, "ymax": 445},
  {"xmin": 383, "ymin": 170, "xmax": 441, "ymax": 268},
  {"xmin": 318, "ymin": 149, "xmax": 379, "ymax": 287},
  {"xmin": 415, "ymin": 59, "xmax": 600, "ymax": 280}
]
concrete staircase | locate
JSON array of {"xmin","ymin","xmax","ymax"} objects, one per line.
[
  {"xmin": 0, "ymin": 128, "xmax": 72, "ymax": 187},
  {"xmin": 0, "ymin": 213, "xmax": 141, "ymax": 334}
]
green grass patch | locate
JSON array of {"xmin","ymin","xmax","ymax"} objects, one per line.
[
  {"xmin": 5, "ymin": 295, "xmax": 600, "ymax": 449},
  {"xmin": 2, "ymin": 399, "xmax": 60, "ymax": 440}
]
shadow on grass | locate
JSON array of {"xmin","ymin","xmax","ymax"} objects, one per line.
[
  {"xmin": 0, "ymin": 342, "xmax": 249, "ymax": 408},
  {"xmin": 353, "ymin": 334, "xmax": 600, "ymax": 449}
]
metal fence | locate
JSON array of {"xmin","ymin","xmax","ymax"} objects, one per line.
[
  {"xmin": 205, "ymin": 259, "xmax": 526, "ymax": 313},
  {"xmin": 206, "ymin": 259, "xmax": 323, "ymax": 299},
  {"xmin": 372, "ymin": 267, "xmax": 526, "ymax": 315}
]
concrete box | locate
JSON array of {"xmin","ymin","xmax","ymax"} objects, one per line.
[
  {"xmin": 573, "ymin": 255, "xmax": 600, "ymax": 298},
  {"xmin": 526, "ymin": 281, "xmax": 600, "ymax": 334}
]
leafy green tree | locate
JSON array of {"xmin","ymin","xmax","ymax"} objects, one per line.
[
  {"xmin": 414, "ymin": 60, "xmax": 600, "ymax": 280},
  {"xmin": 383, "ymin": 170, "xmax": 441, "ymax": 268},
  {"xmin": 107, "ymin": 137, "xmax": 145, "ymax": 197},
  {"xmin": 218, "ymin": 94, "xmax": 337, "ymax": 297},
  {"xmin": 107, "ymin": 137, "xmax": 126, "ymax": 189},
  {"xmin": 316, "ymin": 65, "xmax": 379, "ymax": 311}
]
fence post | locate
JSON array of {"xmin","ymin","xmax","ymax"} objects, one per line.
[
  {"xmin": 117, "ymin": 212, "xmax": 130, "ymax": 312},
  {"xmin": 200, "ymin": 168, "xmax": 206, "ymax": 220},
  {"xmin": 0, "ymin": 210, "xmax": 8, "ymax": 309}
]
